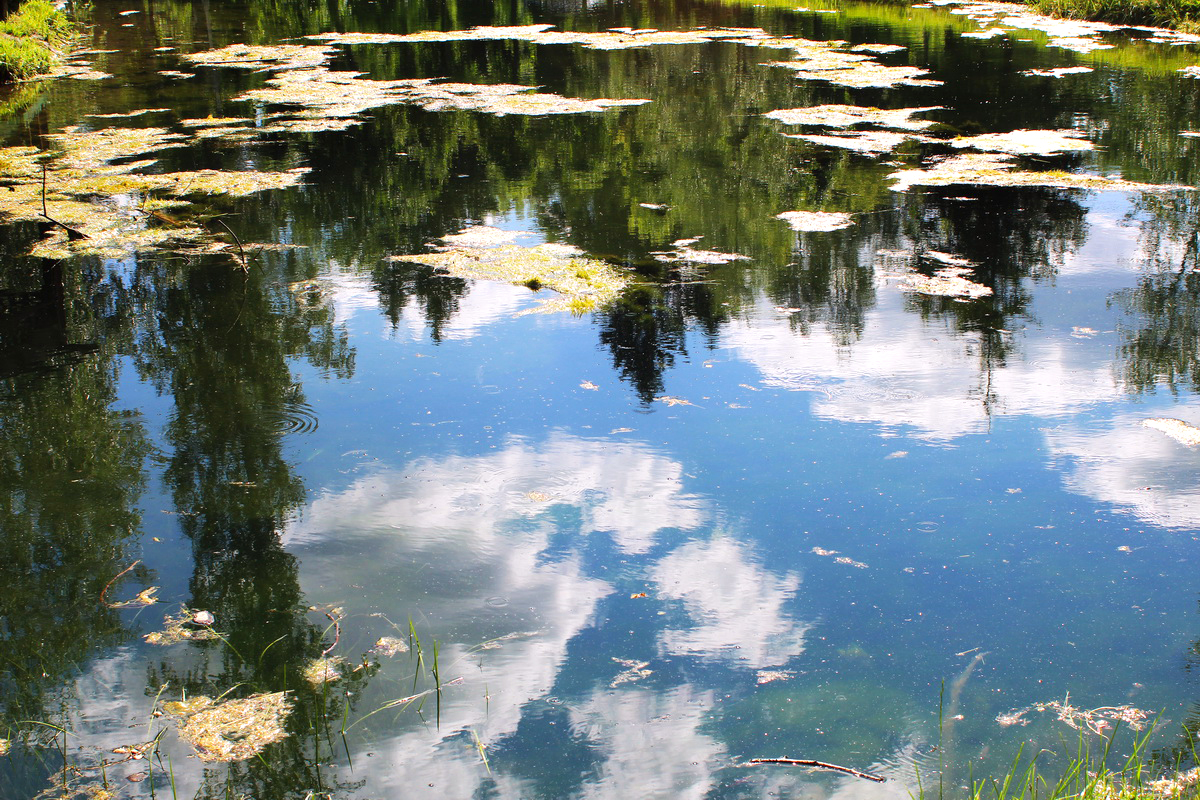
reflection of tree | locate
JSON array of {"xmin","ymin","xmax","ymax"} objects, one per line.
[
  {"xmin": 133, "ymin": 252, "xmax": 368, "ymax": 797},
  {"xmin": 0, "ymin": 254, "xmax": 148, "ymax": 731},
  {"xmin": 1114, "ymin": 194, "xmax": 1200, "ymax": 395}
]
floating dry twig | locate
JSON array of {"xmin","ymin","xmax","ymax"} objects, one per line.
[{"xmin": 748, "ymin": 758, "xmax": 886, "ymax": 782}]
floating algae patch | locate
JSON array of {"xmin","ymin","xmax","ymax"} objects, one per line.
[
  {"xmin": 43, "ymin": 125, "xmax": 190, "ymax": 172},
  {"xmin": 1021, "ymin": 66, "xmax": 1094, "ymax": 77},
  {"xmin": 309, "ymin": 24, "xmax": 783, "ymax": 50},
  {"xmin": 776, "ymin": 211, "xmax": 855, "ymax": 231},
  {"xmin": 652, "ymin": 236, "xmax": 750, "ymax": 265},
  {"xmin": 181, "ymin": 43, "xmax": 336, "ymax": 71},
  {"xmin": 897, "ymin": 268, "xmax": 993, "ymax": 300},
  {"xmin": 303, "ymin": 656, "xmax": 345, "ymax": 687},
  {"xmin": 766, "ymin": 56, "xmax": 941, "ymax": 88},
  {"xmin": 950, "ymin": 129, "xmax": 1093, "ymax": 155},
  {"xmin": 439, "ymin": 225, "xmax": 525, "ymax": 247},
  {"xmin": 764, "ymin": 104, "xmax": 942, "ymax": 131},
  {"xmin": 162, "ymin": 168, "xmax": 308, "ymax": 196},
  {"xmin": 166, "ymin": 692, "xmax": 293, "ymax": 762},
  {"xmin": 887, "ymin": 152, "xmax": 1181, "ymax": 193},
  {"xmin": 144, "ymin": 607, "xmax": 221, "ymax": 645},
  {"xmin": 388, "ymin": 235, "xmax": 627, "ymax": 314},
  {"xmin": 787, "ymin": 130, "xmax": 925, "ymax": 154},
  {"xmin": 86, "ymin": 108, "xmax": 172, "ymax": 119},
  {"xmin": 233, "ymin": 67, "xmax": 649, "ymax": 121},
  {"xmin": 179, "ymin": 116, "xmax": 253, "ymax": 128},
  {"xmin": 1143, "ymin": 418, "xmax": 1200, "ymax": 446}
]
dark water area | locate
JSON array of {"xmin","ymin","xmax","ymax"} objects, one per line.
[{"xmin": 4, "ymin": 0, "xmax": 1200, "ymax": 796}]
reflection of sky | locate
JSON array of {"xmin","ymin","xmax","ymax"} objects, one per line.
[
  {"xmin": 654, "ymin": 537, "xmax": 808, "ymax": 668},
  {"xmin": 723, "ymin": 288, "xmax": 1120, "ymax": 441},
  {"xmin": 1047, "ymin": 407, "xmax": 1200, "ymax": 528},
  {"xmin": 282, "ymin": 434, "xmax": 833, "ymax": 797}
]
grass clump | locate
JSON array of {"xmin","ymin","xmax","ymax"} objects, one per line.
[
  {"xmin": 0, "ymin": 0, "xmax": 76, "ymax": 83},
  {"xmin": 1023, "ymin": 0, "xmax": 1200, "ymax": 31}
]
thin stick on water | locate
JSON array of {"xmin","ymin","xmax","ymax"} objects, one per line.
[{"xmin": 747, "ymin": 758, "xmax": 887, "ymax": 783}]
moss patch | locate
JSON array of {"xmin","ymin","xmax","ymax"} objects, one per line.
[{"xmin": 0, "ymin": 0, "xmax": 76, "ymax": 83}]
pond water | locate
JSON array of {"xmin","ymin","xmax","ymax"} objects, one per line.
[{"xmin": 5, "ymin": 0, "xmax": 1200, "ymax": 797}]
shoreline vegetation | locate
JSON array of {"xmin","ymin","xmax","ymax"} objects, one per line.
[
  {"xmin": 0, "ymin": 0, "xmax": 75, "ymax": 83},
  {"xmin": 1022, "ymin": 0, "xmax": 1200, "ymax": 32}
]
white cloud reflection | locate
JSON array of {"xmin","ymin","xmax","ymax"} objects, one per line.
[{"xmin": 654, "ymin": 537, "xmax": 809, "ymax": 668}]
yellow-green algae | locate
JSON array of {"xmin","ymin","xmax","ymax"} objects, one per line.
[
  {"xmin": 308, "ymin": 25, "xmax": 931, "ymax": 89},
  {"xmin": 388, "ymin": 229, "xmax": 627, "ymax": 314},
  {"xmin": 165, "ymin": 691, "xmax": 293, "ymax": 762},
  {"xmin": 949, "ymin": 128, "xmax": 1094, "ymax": 155},
  {"xmin": 888, "ymin": 152, "xmax": 1184, "ymax": 192},
  {"xmin": 0, "ymin": 122, "xmax": 309, "ymax": 258},
  {"xmin": 234, "ymin": 66, "xmax": 649, "ymax": 120}
]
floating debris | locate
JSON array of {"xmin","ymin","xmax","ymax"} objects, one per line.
[
  {"xmin": 962, "ymin": 27, "xmax": 1008, "ymax": 38},
  {"xmin": 167, "ymin": 692, "xmax": 293, "ymax": 762},
  {"xmin": 652, "ymin": 236, "xmax": 750, "ymax": 265},
  {"xmin": 850, "ymin": 43, "xmax": 907, "ymax": 54},
  {"xmin": 372, "ymin": 636, "xmax": 409, "ymax": 656},
  {"xmin": 388, "ymin": 238, "xmax": 626, "ymax": 314},
  {"xmin": 657, "ymin": 396, "xmax": 697, "ymax": 407},
  {"xmin": 639, "ymin": 202, "xmax": 669, "ymax": 211},
  {"xmin": 526, "ymin": 490, "xmax": 553, "ymax": 501},
  {"xmin": 776, "ymin": 211, "xmax": 855, "ymax": 231},
  {"xmin": 764, "ymin": 104, "xmax": 942, "ymax": 131},
  {"xmin": 950, "ymin": 129, "xmax": 1093, "ymax": 156},
  {"xmin": 144, "ymin": 607, "xmax": 221, "ymax": 645},
  {"xmin": 996, "ymin": 697, "xmax": 1149, "ymax": 735},
  {"xmin": 756, "ymin": 669, "xmax": 796, "ymax": 685},
  {"xmin": 478, "ymin": 631, "xmax": 539, "ymax": 650},
  {"xmin": 0, "ymin": 738, "xmax": 8, "ymax": 756},
  {"xmin": 109, "ymin": 587, "xmax": 159, "ymax": 608},
  {"xmin": 1148, "ymin": 768, "xmax": 1200, "ymax": 797},
  {"xmin": 611, "ymin": 658, "xmax": 653, "ymax": 687},
  {"xmin": 192, "ymin": 610, "xmax": 214, "ymax": 626},
  {"xmin": 157, "ymin": 70, "xmax": 194, "ymax": 79},
  {"xmin": 1021, "ymin": 66, "xmax": 1094, "ymax": 77},
  {"xmin": 302, "ymin": 656, "xmax": 345, "ymax": 687},
  {"xmin": 812, "ymin": 546, "xmax": 868, "ymax": 567},
  {"xmin": 579, "ymin": 380, "xmax": 599, "ymax": 390},
  {"xmin": 1143, "ymin": 418, "xmax": 1200, "ymax": 446},
  {"xmin": 887, "ymin": 152, "xmax": 1180, "ymax": 193}
]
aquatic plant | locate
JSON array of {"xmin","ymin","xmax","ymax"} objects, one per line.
[{"xmin": 164, "ymin": 692, "xmax": 293, "ymax": 762}]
